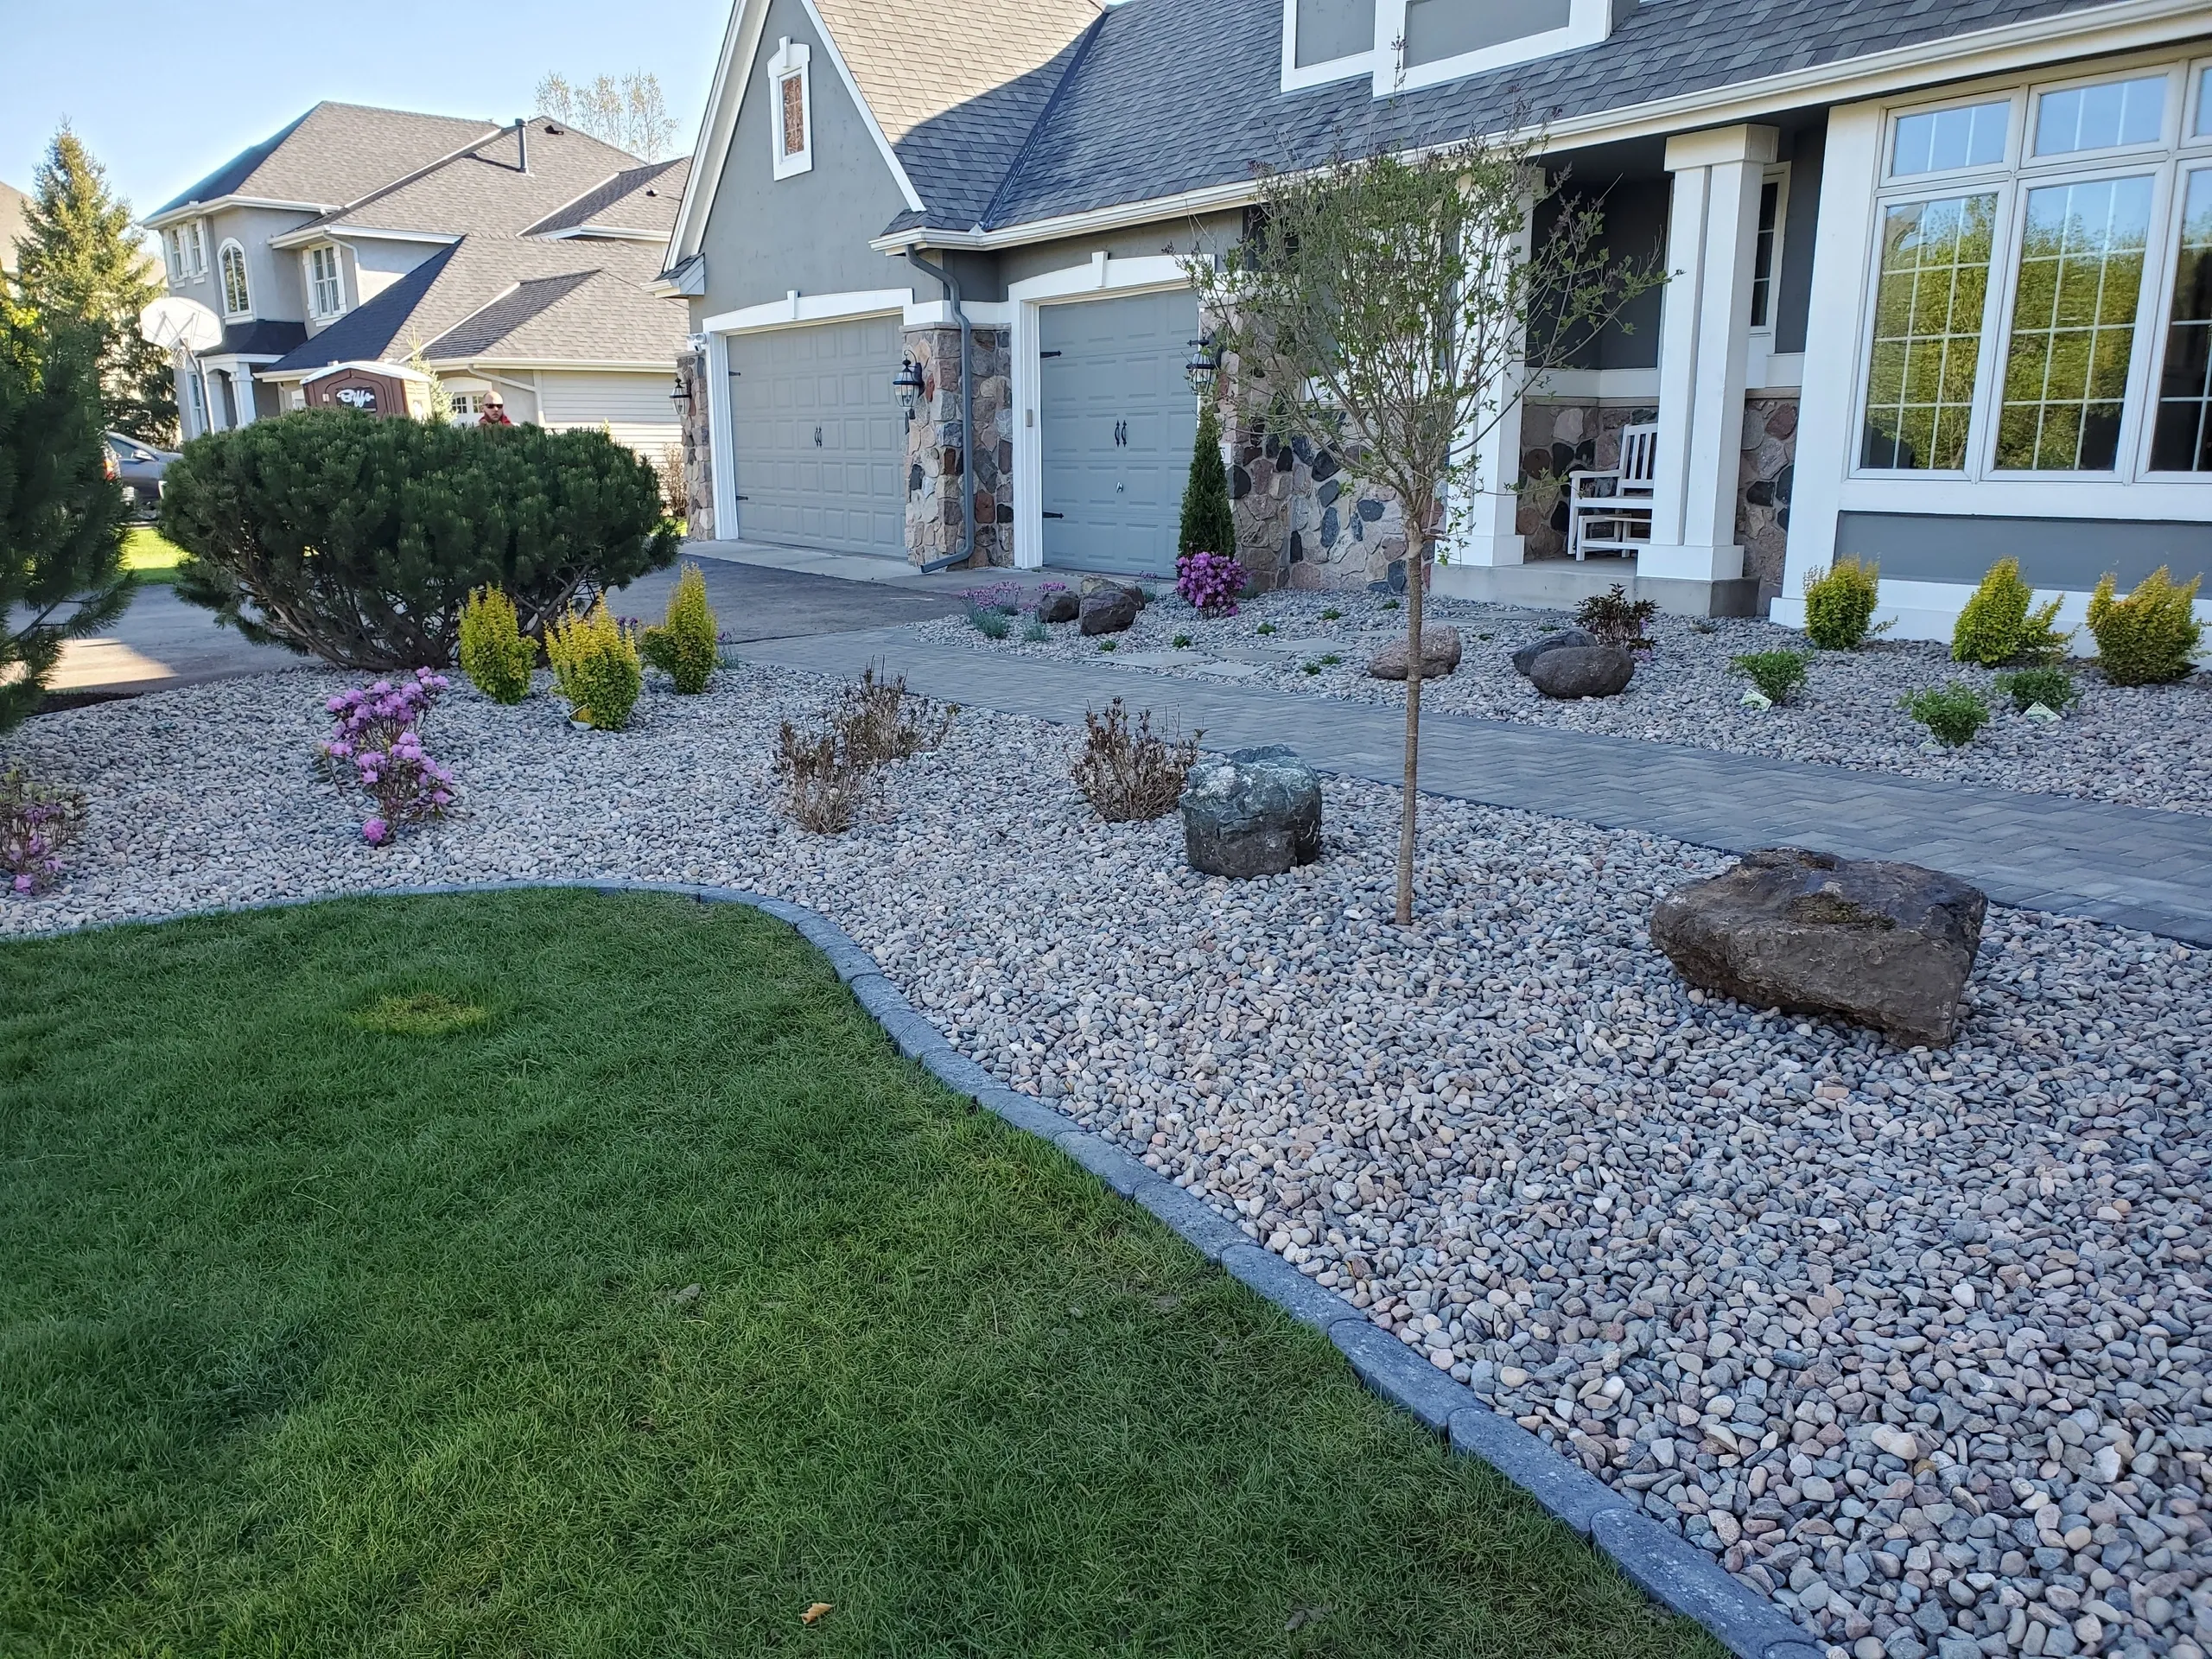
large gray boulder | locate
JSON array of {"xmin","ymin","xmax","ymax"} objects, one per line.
[
  {"xmin": 1080, "ymin": 574, "xmax": 1148, "ymax": 606},
  {"xmin": 1511, "ymin": 626, "xmax": 1599, "ymax": 676},
  {"xmin": 1367, "ymin": 626, "xmax": 1463, "ymax": 681},
  {"xmin": 1180, "ymin": 745, "xmax": 1321, "ymax": 879},
  {"xmin": 1649, "ymin": 847, "xmax": 1987, "ymax": 1046},
  {"xmin": 1529, "ymin": 644, "xmax": 1635, "ymax": 699},
  {"xmin": 1079, "ymin": 588, "xmax": 1141, "ymax": 635},
  {"xmin": 1035, "ymin": 588, "xmax": 1079, "ymax": 625}
]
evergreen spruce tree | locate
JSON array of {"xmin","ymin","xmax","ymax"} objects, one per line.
[
  {"xmin": 1177, "ymin": 402, "xmax": 1236, "ymax": 560},
  {"xmin": 0, "ymin": 312, "xmax": 131, "ymax": 732},
  {"xmin": 10, "ymin": 124, "xmax": 175, "ymax": 443}
]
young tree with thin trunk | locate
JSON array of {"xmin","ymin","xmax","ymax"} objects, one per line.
[
  {"xmin": 1189, "ymin": 132, "xmax": 1662, "ymax": 925},
  {"xmin": 9, "ymin": 124, "xmax": 175, "ymax": 444},
  {"xmin": 534, "ymin": 71, "xmax": 679, "ymax": 161}
]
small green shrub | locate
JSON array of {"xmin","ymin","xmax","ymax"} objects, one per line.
[
  {"xmin": 1098, "ymin": 639, "xmax": 1117, "ymax": 652},
  {"xmin": 1301, "ymin": 660, "xmax": 1322, "ymax": 676},
  {"xmin": 1952, "ymin": 558, "xmax": 2069, "ymax": 667},
  {"xmin": 1319, "ymin": 652, "xmax": 1341, "ymax": 666},
  {"xmin": 1320, "ymin": 607, "xmax": 1342, "ymax": 621},
  {"xmin": 1171, "ymin": 632, "xmax": 1192, "ymax": 649},
  {"xmin": 1021, "ymin": 619, "xmax": 1049, "ymax": 643},
  {"xmin": 546, "ymin": 601, "xmax": 643, "ymax": 730},
  {"xmin": 1255, "ymin": 621, "xmax": 1276, "ymax": 636},
  {"xmin": 1901, "ymin": 682, "xmax": 1989, "ymax": 747},
  {"xmin": 967, "ymin": 604, "xmax": 1011, "ymax": 640},
  {"xmin": 457, "ymin": 585, "xmax": 533, "ymax": 703},
  {"xmin": 1802, "ymin": 556, "xmax": 1887, "ymax": 651},
  {"xmin": 2087, "ymin": 566, "xmax": 2203, "ymax": 685},
  {"xmin": 1730, "ymin": 649, "xmax": 1809, "ymax": 704},
  {"xmin": 1993, "ymin": 665, "xmax": 2080, "ymax": 714},
  {"xmin": 1576, "ymin": 584, "xmax": 1658, "ymax": 652},
  {"xmin": 1380, "ymin": 598, "xmax": 1400, "ymax": 611},
  {"xmin": 639, "ymin": 563, "xmax": 718, "ymax": 694}
]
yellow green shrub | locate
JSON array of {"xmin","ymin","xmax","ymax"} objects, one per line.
[
  {"xmin": 2087, "ymin": 567, "xmax": 2203, "ymax": 686},
  {"xmin": 456, "ymin": 585, "xmax": 533, "ymax": 703},
  {"xmin": 1951, "ymin": 558, "xmax": 2069, "ymax": 667},
  {"xmin": 1802, "ymin": 556, "xmax": 1886, "ymax": 651},
  {"xmin": 545, "ymin": 601, "xmax": 642, "ymax": 730},
  {"xmin": 640, "ymin": 563, "xmax": 719, "ymax": 695}
]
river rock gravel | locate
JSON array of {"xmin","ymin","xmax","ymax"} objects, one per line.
[
  {"xmin": 8, "ymin": 664, "xmax": 2212, "ymax": 1659},
  {"xmin": 919, "ymin": 586, "xmax": 2212, "ymax": 817}
]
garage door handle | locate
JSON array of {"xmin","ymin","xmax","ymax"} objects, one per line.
[
  {"xmin": 735, "ymin": 494, "xmax": 750, "ymax": 501},
  {"xmin": 1041, "ymin": 511, "xmax": 1065, "ymax": 519}
]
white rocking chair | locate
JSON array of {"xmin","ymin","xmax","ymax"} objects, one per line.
[{"xmin": 1567, "ymin": 423, "xmax": 1659, "ymax": 561}]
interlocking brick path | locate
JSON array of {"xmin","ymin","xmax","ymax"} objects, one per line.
[{"xmin": 742, "ymin": 625, "xmax": 2212, "ymax": 946}]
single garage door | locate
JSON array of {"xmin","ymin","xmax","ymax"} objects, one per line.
[
  {"xmin": 728, "ymin": 315, "xmax": 906, "ymax": 557},
  {"xmin": 1039, "ymin": 288, "xmax": 1199, "ymax": 576}
]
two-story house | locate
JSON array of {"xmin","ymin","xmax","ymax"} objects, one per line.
[
  {"xmin": 658, "ymin": 0, "xmax": 2212, "ymax": 643},
  {"xmin": 143, "ymin": 100, "xmax": 689, "ymax": 463}
]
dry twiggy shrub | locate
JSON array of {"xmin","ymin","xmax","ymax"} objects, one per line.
[
  {"xmin": 773, "ymin": 720, "xmax": 872, "ymax": 834},
  {"xmin": 1072, "ymin": 698, "xmax": 1200, "ymax": 822},
  {"xmin": 835, "ymin": 666, "xmax": 954, "ymax": 767}
]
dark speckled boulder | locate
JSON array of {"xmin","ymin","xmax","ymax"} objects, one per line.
[
  {"xmin": 1528, "ymin": 644, "xmax": 1635, "ymax": 699},
  {"xmin": 1180, "ymin": 745, "xmax": 1322, "ymax": 879}
]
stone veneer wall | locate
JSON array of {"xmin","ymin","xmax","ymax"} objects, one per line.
[
  {"xmin": 675, "ymin": 349, "xmax": 715, "ymax": 543},
  {"xmin": 902, "ymin": 324, "xmax": 1014, "ymax": 569},
  {"xmin": 1738, "ymin": 397, "xmax": 1798, "ymax": 608}
]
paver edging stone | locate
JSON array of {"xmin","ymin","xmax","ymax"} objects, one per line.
[{"xmin": 16, "ymin": 876, "xmax": 1817, "ymax": 1659}]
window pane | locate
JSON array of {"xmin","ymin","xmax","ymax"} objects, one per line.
[
  {"xmin": 2198, "ymin": 67, "xmax": 2211, "ymax": 139},
  {"xmin": 1995, "ymin": 175, "xmax": 2152, "ymax": 470},
  {"xmin": 1860, "ymin": 194, "xmax": 1996, "ymax": 469},
  {"xmin": 780, "ymin": 73, "xmax": 805, "ymax": 157},
  {"xmin": 2151, "ymin": 168, "xmax": 2212, "ymax": 469},
  {"xmin": 2035, "ymin": 76, "xmax": 2166, "ymax": 156},
  {"xmin": 1891, "ymin": 100, "xmax": 2009, "ymax": 176},
  {"xmin": 1749, "ymin": 179, "xmax": 1779, "ymax": 327}
]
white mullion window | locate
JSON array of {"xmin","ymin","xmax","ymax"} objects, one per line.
[
  {"xmin": 306, "ymin": 245, "xmax": 343, "ymax": 318},
  {"xmin": 1748, "ymin": 164, "xmax": 1790, "ymax": 334},
  {"xmin": 2145, "ymin": 162, "xmax": 2212, "ymax": 472},
  {"xmin": 1855, "ymin": 188, "xmax": 2005, "ymax": 474},
  {"xmin": 218, "ymin": 239, "xmax": 252, "ymax": 320}
]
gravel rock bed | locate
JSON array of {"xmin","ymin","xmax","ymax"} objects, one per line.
[
  {"xmin": 9, "ymin": 668, "xmax": 2212, "ymax": 1659},
  {"xmin": 918, "ymin": 587, "xmax": 2212, "ymax": 817}
]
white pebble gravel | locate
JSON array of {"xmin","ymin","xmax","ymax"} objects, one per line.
[
  {"xmin": 919, "ymin": 587, "xmax": 2212, "ymax": 817},
  {"xmin": 8, "ymin": 664, "xmax": 2212, "ymax": 1659}
]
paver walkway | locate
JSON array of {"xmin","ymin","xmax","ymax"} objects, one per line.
[{"xmin": 743, "ymin": 625, "xmax": 2212, "ymax": 946}]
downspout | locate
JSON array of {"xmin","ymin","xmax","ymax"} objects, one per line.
[{"xmin": 904, "ymin": 247, "xmax": 976, "ymax": 574}]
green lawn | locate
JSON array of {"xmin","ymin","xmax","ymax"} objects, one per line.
[
  {"xmin": 122, "ymin": 525, "xmax": 188, "ymax": 585},
  {"xmin": 0, "ymin": 891, "xmax": 1720, "ymax": 1658}
]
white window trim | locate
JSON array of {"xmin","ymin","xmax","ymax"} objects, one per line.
[
  {"xmin": 304, "ymin": 244, "xmax": 345, "ymax": 320},
  {"xmin": 1748, "ymin": 162, "xmax": 1793, "ymax": 337},
  {"xmin": 2143, "ymin": 149, "xmax": 2212, "ymax": 476},
  {"xmin": 1373, "ymin": 0, "xmax": 1621, "ymax": 99},
  {"xmin": 1007, "ymin": 253, "xmax": 1195, "ymax": 571},
  {"xmin": 768, "ymin": 37, "xmax": 813, "ymax": 180},
  {"xmin": 2024, "ymin": 64, "xmax": 2182, "ymax": 168},
  {"xmin": 169, "ymin": 219, "xmax": 207, "ymax": 283},
  {"xmin": 1279, "ymin": 0, "xmax": 1374, "ymax": 92},
  {"xmin": 217, "ymin": 238, "xmax": 252, "ymax": 321}
]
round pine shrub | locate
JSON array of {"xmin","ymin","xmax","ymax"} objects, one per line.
[
  {"xmin": 1951, "ymin": 557, "xmax": 2069, "ymax": 667},
  {"xmin": 2087, "ymin": 566, "xmax": 2203, "ymax": 686},
  {"xmin": 457, "ymin": 586, "xmax": 534, "ymax": 703},
  {"xmin": 546, "ymin": 601, "xmax": 643, "ymax": 730},
  {"xmin": 1901, "ymin": 681, "xmax": 1989, "ymax": 748},
  {"xmin": 640, "ymin": 563, "xmax": 719, "ymax": 694},
  {"xmin": 161, "ymin": 410, "xmax": 677, "ymax": 670},
  {"xmin": 1729, "ymin": 649, "xmax": 1809, "ymax": 704},
  {"xmin": 1801, "ymin": 556, "xmax": 1884, "ymax": 650},
  {"xmin": 1993, "ymin": 664, "xmax": 2080, "ymax": 714}
]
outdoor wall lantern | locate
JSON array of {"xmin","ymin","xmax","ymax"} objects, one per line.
[
  {"xmin": 669, "ymin": 371, "xmax": 690, "ymax": 404},
  {"xmin": 1185, "ymin": 334, "xmax": 1219, "ymax": 392},
  {"xmin": 893, "ymin": 357, "xmax": 925, "ymax": 413}
]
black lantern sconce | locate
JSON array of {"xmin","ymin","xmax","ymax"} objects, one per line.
[
  {"xmin": 893, "ymin": 357, "xmax": 925, "ymax": 416},
  {"xmin": 669, "ymin": 370, "xmax": 690, "ymax": 405},
  {"xmin": 1184, "ymin": 333, "xmax": 1219, "ymax": 392}
]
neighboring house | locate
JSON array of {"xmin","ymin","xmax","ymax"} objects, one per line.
[
  {"xmin": 0, "ymin": 181, "xmax": 29, "ymax": 274},
  {"xmin": 661, "ymin": 0, "xmax": 2212, "ymax": 642},
  {"xmin": 142, "ymin": 101, "xmax": 689, "ymax": 462}
]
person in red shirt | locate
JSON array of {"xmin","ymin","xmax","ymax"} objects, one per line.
[{"xmin": 478, "ymin": 392, "xmax": 512, "ymax": 427}]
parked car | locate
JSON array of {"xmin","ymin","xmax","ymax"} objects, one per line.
[{"xmin": 105, "ymin": 431, "xmax": 177, "ymax": 517}]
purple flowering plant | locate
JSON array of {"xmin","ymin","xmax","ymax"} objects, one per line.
[
  {"xmin": 1176, "ymin": 550, "xmax": 1247, "ymax": 617},
  {"xmin": 319, "ymin": 668, "xmax": 455, "ymax": 843},
  {"xmin": 1, "ymin": 768, "xmax": 87, "ymax": 895}
]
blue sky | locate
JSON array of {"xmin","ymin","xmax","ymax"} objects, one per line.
[{"xmin": 3, "ymin": 0, "xmax": 730, "ymax": 234}]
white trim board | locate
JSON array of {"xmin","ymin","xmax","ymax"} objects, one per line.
[
  {"xmin": 1007, "ymin": 252, "xmax": 1195, "ymax": 571},
  {"xmin": 702, "ymin": 286, "xmax": 915, "ymax": 334}
]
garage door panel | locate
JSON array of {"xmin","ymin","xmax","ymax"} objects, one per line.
[{"xmin": 728, "ymin": 315, "xmax": 906, "ymax": 557}]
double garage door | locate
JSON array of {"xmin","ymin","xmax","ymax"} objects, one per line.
[{"xmin": 727, "ymin": 315, "xmax": 906, "ymax": 558}]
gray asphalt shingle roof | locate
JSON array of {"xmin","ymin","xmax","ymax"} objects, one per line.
[
  {"xmin": 150, "ymin": 104, "xmax": 498, "ymax": 218},
  {"xmin": 909, "ymin": 0, "xmax": 2136, "ymax": 235},
  {"xmin": 521, "ymin": 158, "xmax": 690, "ymax": 237}
]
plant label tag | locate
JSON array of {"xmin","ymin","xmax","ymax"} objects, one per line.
[
  {"xmin": 2024, "ymin": 702, "xmax": 2061, "ymax": 723},
  {"xmin": 1739, "ymin": 690, "xmax": 1772, "ymax": 710}
]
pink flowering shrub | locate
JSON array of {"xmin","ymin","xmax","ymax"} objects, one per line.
[
  {"xmin": 1, "ymin": 768, "xmax": 87, "ymax": 895},
  {"xmin": 319, "ymin": 669, "xmax": 455, "ymax": 843},
  {"xmin": 1176, "ymin": 550, "xmax": 1247, "ymax": 617}
]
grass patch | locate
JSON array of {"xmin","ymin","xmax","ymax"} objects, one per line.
[
  {"xmin": 122, "ymin": 526, "xmax": 188, "ymax": 586},
  {"xmin": 349, "ymin": 989, "xmax": 491, "ymax": 1037},
  {"xmin": 0, "ymin": 891, "xmax": 1719, "ymax": 1658}
]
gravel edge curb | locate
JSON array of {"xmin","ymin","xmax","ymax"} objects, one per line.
[{"xmin": 21, "ymin": 876, "xmax": 1822, "ymax": 1659}]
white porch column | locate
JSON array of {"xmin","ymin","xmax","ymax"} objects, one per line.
[
  {"xmin": 231, "ymin": 361, "xmax": 257, "ymax": 426},
  {"xmin": 706, "ymin": 330, "xmax": 736, "ymax": 541},
  {"xmin": 206, "ymin": 365, "xmax": 232, "ymax": 431},
  {"xmin": 1643, "ymin": 124, "xmax": 1777, "ymax": 583},
  {"xmin": 1440, "ymin": 181, "xmax": 1533, "ymax": 569}
]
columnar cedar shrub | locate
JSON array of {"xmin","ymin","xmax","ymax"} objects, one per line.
[
  {"xmin": 457, "ymin": 586, "xmax": 534, "ymax": 703},
  {"xmin": 2087, "ymin": 566, "xmax": 2202, "ymax": 686},
  {"xmin": 546, "ymin": 601, "xmax": 643, "ymax": 730},
  {"xmin": 1802, "ymin": 556, "xmax": 1886, "ymax": 651},
  {"xmin": 162, "ymin": 410, "xmax": 677, "ymax": 670},
  {"xmin": 1178, "ymin": 402, "xmax": 1236, "ymax": 565},
  {"xmin": 1952, "ymin": 557, "xmax": 2069, "ymax": 667},
  {"xmin": 640, "ymin": 562, "xmax": 718, "ymax": 693}
]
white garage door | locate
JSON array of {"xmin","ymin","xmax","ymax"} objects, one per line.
[{"xmin": 728, "ymin": 315, "xmax": 906, "ymax": 557}]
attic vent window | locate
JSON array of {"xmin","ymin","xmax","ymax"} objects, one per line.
[{"xmin": 768, "ymin": 37, "xmax": 813, "ymax": 180}]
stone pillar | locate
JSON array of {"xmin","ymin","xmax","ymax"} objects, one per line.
[
  {"xmin": 901, "ymin": 324, "xmax": 1014, "ymax": 569},
  {"xmin": 675, "ymin": 347, "xmax": 715, "ymax": 541},
  {"xmin": 1644, "ymin": 124, "xmax": 1777, "ymax": 584}
]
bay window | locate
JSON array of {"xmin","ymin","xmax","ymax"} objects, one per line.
[{"xmin": 1856, "ymin": 59, "xmax": 2212, "ymax": 482}]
